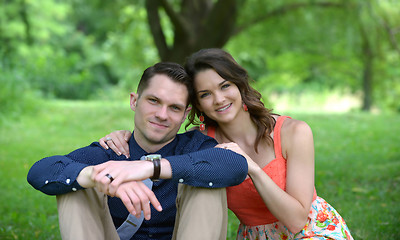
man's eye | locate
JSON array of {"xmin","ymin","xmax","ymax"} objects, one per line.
[
  {"xmin": 171, "ymin": 106, "xmax": 181, "ymax": 111},
  {"xmin": 149, "ymin": 98, "xmax": 157, "ymax": 103}
]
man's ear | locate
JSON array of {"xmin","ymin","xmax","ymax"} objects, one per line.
[
  {"xmin": 181, "ymin": 106, "xmax": 192, "ymax": 123},
  {"xmin": 130, "ymin": 92, "xmax": 139, "ymax": 111}
]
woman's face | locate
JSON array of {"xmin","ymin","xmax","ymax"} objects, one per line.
[{"xmin": 194, "ymin": 69, "xmax": 243, "ymax": 124}]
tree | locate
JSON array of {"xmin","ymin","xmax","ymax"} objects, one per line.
[
  {"xmin": 145, "ymin": 0, "xmax": 399, "ymax": 111},
  {"xmin": 145, "ymin": 0, "xmax": 239, "ymax": 63},
  {"xmin": 2, "ymin": 0, "xmax": 398, "ymax": 110},
  {"xmin": 145, "ymin": 0, "xmax": 346, "ymax": 64},
  {"xmin": 353, "ymin": 0, "xmax": 400, "ymax": 110}
]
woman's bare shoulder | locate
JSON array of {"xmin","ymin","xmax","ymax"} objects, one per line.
[{"xmin": 281, "ymin": 117, "xmax": 313, "ymax": 139}]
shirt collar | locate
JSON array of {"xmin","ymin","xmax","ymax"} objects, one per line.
[{"xmin": 128, "ymin": 131, "xmax": 179, "ymax": 159}]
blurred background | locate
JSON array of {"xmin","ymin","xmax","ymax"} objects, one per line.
[
  {"xmin": 1, "ymin": 0, "xmax": 400, "ymax": 114},
  {"xmin": 0, "ymin": 0, "xmax": 399, "ymax": 239}
]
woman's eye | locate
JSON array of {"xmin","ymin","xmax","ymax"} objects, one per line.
[{"xmin": 222, "ymin": 83, "xmax": 230, "ymax": 89}]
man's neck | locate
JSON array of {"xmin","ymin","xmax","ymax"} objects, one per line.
[{"xmin": 133, "ymin": 132, "xmax": 175, "ymax": 154}]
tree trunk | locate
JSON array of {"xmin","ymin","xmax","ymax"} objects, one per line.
[
  {"xmin": 145, "ymin": 0, "xmax": 238, "ymax": 64},
  {"xmin": 146, "ymin": 0, "xmax": 347, "ymax": 64},
  {"xmin": 360, "ymin": 21, "xmax": 374, "ymax": 111},
  {"xmin": 19, "ymin": 0, "xmax": 33, "ymax": 45}
]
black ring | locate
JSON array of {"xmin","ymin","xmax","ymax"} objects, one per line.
[{"xmin": 105, "ymin": 173, "xmax": 114, "ymax": 182}]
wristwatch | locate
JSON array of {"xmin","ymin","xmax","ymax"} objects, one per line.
[{"xmin": 144, "ymin": 154, "xmax": 161, "ymax": 181}]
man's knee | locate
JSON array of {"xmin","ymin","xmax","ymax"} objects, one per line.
[
  {"xmin": 57, "ymin": 188, "xmax": 106, "ymax": 209},
  {"xmin": 56, "ymin": 188, "xmax": 118, "ymax": 240},
  {"xmin": 173, "ymin": 185, "xmax": 228, "ymax": 240}
]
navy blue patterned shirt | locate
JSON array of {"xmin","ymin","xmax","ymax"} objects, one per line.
[{"xmin": 27, "ymin": 130, "xmax": 248, "ymax": 239}]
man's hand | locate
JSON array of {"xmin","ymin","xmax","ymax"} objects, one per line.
[
  {"xmin": 79, "ymin": 163, "xmax": 162, "ymax": 220},
  {"xmin": 116, "ymin": 181, "xmax": 163, "ymax": 220},
  {"xmin": 91, "ymin": 160, "xmax": 154, "ymax": 196}
]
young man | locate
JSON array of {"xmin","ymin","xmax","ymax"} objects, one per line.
[{"xmin": 27, "ymin": 62, "xmax": 248, "ymax": 240}]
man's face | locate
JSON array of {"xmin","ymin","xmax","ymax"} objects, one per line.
[{"xmin": 130, "ymin": 74, "xmax": 190, "ymax": 152}]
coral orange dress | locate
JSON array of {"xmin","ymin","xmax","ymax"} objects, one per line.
[{"xmin": 208, "ymin": 116, "xmax": 353, "ymax": 239}]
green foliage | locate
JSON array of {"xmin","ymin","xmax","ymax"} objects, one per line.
[
  {"xmin": 20, "ymin": 46, "xmax": 101, "ymax": 99},
  {"xmin": 375, "ymin": 52, "xmax": 400, "ymax": 112},
  {"xmin": 1, "ymin": 0, "xmax": 399, "ymax": 111},
  {"xmin": 228, "ymin": 2, "xmax": 361, "ymax": 91},
  {"xmin": 0, "ymin": 58, "xmax": 38, "ymax": 123},
  {"xmin": 1, "ymin": 0, "xmax": 157, "ymax": 101},
  {"xmin": 227, "ymin": 0, "xmax": 400, "ymax": 112},
  {"xmin": 99, "ymin": 3, "xmax": 159, "ymax": 88}
]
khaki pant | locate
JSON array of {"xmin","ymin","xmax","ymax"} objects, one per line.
[
  {"xmin": 56, "ymin": 184, "xmax": 227, "ymax": 240},
  {"xmin": 172, "ymin": 184, "xmax": 227, "ymax": 240}
]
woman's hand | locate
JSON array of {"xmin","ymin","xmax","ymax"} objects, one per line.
[
  {"xmin": 99, "ymin": 130, "xmax": 132, "ymax": 158},
  {"xmin": 216, "ymin": 142, "xmax": 260, "ymax": 175}
]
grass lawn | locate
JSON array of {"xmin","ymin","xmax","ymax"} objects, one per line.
[{"xmin": 0, "ymin": 99, "xmax": 399, "ymax": 239}]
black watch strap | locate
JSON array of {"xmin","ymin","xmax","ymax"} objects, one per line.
[{"xmin": 145, "ymin": 154, "xmax": 161, "ymax": 181}]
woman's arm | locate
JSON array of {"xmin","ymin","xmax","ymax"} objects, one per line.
[
  {"xmin": 223, "ymin": 119, "xmax": 315, "ymax": 233},
  {"xmin": 252, "ymin": 119, "xmax": 315, "ymax": 233}
]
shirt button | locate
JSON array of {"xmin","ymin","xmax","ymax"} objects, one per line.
[
  {"xmin": 45, "ymin": 180, "xmax": 49, "ymax": 184},
  {"xmin": 66, "ymin": 179, "xmax": 71, "ymax": 184},
  {"xmin": 72, "ymin": 188, "xmax": 77, "ymax": 191},
  {"xmin": 179, "ymin": 179, "xmax": 184, "ymax": 183},
  {"xmin": 208, "ymin": 182, "xmax": 213, "ymax": 187}
]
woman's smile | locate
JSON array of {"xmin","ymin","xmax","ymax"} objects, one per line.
[{"xmin": 216, "ymin": 103, "xmax": 232, "ymax": 112}]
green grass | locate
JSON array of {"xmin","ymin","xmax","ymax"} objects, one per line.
[{"xmin": 1, "ymin": 100, "xmax": 399, "ymax": 239}]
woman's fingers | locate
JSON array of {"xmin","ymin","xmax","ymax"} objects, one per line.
[{"xmin": 103, "ymin": 131, "xmax": 131, "ymax": 158}]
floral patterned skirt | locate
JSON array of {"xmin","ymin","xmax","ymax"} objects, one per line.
[{"xmin": 236, "ymin": 196, "xmax": 353, "ymax": 240}]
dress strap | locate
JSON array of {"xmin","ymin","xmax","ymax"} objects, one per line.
[
  {"xmin": 206, "ymin": 126, "xmax": 216, "ymax": 139},
  {"xmin": 273, "ymin": 116, "xmax": 291, "ymax": 159}
]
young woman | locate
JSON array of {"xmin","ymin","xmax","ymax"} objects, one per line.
[{"xmin": 100, "ymin": 49, "xmax": 353, "ymax": 239}]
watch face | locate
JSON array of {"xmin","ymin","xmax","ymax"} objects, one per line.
[{"xmin": 146, "ymin": 154, "xmax": 161, "ymax": 161}]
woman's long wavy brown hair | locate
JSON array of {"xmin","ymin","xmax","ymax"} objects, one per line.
[{"xmin": 184, "ymin": 48, "xmax": 276, "ymax": 152}]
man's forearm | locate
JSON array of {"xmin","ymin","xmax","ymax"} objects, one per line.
[
  {"xmin": 27, "ymin": 155, "xmax": 88, "ymax": 195},
  {"xmin": 159, "ymin": 158, "xmax": 172, "ymax": 179},
  {"xmin": 76, "ymin": 166, "xmax": 95, "ymax": 188},
  {"xmin": 166, "ymin": 148, "xmax": 248, "ymax": 188}
]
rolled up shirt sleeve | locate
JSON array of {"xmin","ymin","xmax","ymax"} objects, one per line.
[
  {"xmin": 167, "ymin": 148, "xmax": 248, "ymax": 188},
  {"xmin": 27, "ymin": 155, "xmax": 88, "ymax": 195},
  {"xmin": 27, "ymin": 142, "xmax": 116, "ymax": 195}
]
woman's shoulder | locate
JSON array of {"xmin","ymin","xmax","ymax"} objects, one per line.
[
  {"xmin": 280, "ymin": 116, "xmax": 313, "ymax": 140},
  {"xmin": 279, "ymin": 116, "xmax": 314, "ymax": 159}
]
